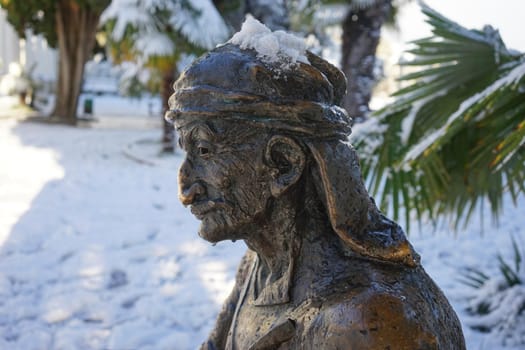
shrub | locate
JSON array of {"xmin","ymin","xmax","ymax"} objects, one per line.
[{"xmin": 460, "ymin": 236, "xmax": 525, "ymax": 347}]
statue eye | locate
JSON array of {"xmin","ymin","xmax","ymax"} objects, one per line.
[
  {"xmin": 198, "ymin": 146, "xmax": 210, "ymax": 157},
  {"xmin": 193, "ymin": 137, "xmax": 213, "ymax": 158}
]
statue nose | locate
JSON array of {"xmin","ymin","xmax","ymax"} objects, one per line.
[
  {"xmin": 179, "ymin": 182, "xmax": 205, "ymax": 206},
  {"xmin": 179, "ymin": 156, "xmax": 206, "ymax": 205}
]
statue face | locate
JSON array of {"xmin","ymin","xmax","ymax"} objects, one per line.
[{"xmin": 177, "ymin": 121, "xmax": 272, "ymax": 243}]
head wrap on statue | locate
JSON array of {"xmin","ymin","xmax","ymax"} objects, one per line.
[{"xmin": 166, "ymin": 43, "xmax": 420, "ymax": 267}]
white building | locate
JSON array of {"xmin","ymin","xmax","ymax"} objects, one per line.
[
  {"xmin": 0, "ymin": 9, "xmax": 20, "ymax": 76},
  {"xmin": 0, "ymin": 8, "xmax": 57, "ymax": 93}
]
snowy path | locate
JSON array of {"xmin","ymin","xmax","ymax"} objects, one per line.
[{"xmin": 0, "ymin": 117, "xmax": 523, "ymax": 349}]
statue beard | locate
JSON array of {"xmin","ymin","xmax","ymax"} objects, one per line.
[
  {"xmin": 197, "ymin": 187, "xmax": 269, "ymax": 244},
  {"xmin": 195, "ymin": 170, "xmax": 271, "ymax": 244}
]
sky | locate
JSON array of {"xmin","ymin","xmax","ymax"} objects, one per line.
[{"xmin": 400, "ymin": 0, "xmax": 525, "ymax": 51}]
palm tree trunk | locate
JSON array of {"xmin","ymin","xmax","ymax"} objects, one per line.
[
  {"xmin": 341, "ymin": 0, "xmax": 392, "ymax": 123},
  {"xmin": 52, "ymin": 0, "xmax": 109, "ymax": 124}
]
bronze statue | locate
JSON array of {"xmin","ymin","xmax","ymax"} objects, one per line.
[{"xmin": 167, "ymin": 38, "xmax": 465, "ymax": 350}]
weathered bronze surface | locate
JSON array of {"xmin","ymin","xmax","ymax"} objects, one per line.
[{"xmin": 167, "ymin": 43, "xmax": 466, "ymax": 350}]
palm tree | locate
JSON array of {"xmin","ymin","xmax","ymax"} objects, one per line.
[
  {"xmin": 351, "ymin": 3, "xmax": 525, "ymax": 231},
  {"xmin": 101, "ymin": 0, "xmax": 229, "ymax": 153}
]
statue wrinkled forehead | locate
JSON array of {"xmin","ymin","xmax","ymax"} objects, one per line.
[{"xmin": 166, "ymin": 43, "xmax": 352, "ymax": 140}]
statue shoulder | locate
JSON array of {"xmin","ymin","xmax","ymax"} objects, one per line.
[{"xmin": 302, "ymin": 289, "xmax": 439, "ymax": 350}]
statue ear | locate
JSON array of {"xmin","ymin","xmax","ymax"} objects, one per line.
[{"xmin": 264, "ymin": 136, "xmax": 306, "ymax": 197}]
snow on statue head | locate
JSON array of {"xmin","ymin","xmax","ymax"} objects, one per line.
[
  {"xmin": 166, "ymin": 17, "xmax": 465, "ymax": 350},
  {"xmin": 228, "ymin": 15, "xmax": 309, "ymax": 65}
]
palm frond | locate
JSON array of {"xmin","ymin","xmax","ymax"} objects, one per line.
[
  {"xmin": 169, "ymin": 0, "xmax": 229, "ymax": 50},
  {"xmin": 352, "ymin": 2, "xmax": 525, "ymax": 231}
]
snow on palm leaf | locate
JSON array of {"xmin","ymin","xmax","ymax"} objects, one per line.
[
  {"xmin": 101, "ymin": 0, "xmax": 229, "ymax": 60},
  {"xmin": 351, "ymin": 2, "xmax": 525, "ymax": 231},
  {"xmin": 169, "ymin": 0, "xmax": 230, "ymax": 50},
  {"xmin": 136, "ymin": 34, "xmax": 175, "ymax": 58},
  {"xmin": 101, "ymin": 0, "xmax": 151, "ymax": 42},
  {"xmin": 403, "ymin": 60, "xmax": 525, "ymax": 166}
]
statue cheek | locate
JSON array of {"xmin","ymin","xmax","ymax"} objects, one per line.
[
  {"xmin": 206, "ymin": 162, "xmax": 231, "ymax": 190},
  {"xmin": 235, "ymin": 183, "xmax": 270, "ymax": 215},
  {"xmin": 217, "ymin": 175, "xmax": 231, "ymax": 190}
]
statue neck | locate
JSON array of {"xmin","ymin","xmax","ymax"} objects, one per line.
[
  {"xmin": 242, "ymin": 184, "xmax": 343, "ymax": 305},
  {"xmin": 244, "ymin": 196, "xmax": 299, "ymax": 285}
]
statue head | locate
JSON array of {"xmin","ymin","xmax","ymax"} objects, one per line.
[{"xmin": 167, "ymin": 25, "xmax": 419, "ymax": 267}]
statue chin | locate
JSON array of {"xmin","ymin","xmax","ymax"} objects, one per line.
[
  {"xmin": 197, "ymin": 220, "xmax": 222, "ymax": 243},
  {"xmin": 197, "ymin": 215, "xmax": 242, "ymax": 244}
]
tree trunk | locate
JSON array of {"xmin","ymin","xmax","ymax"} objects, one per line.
[
  {"xmin": 161, "ymin": 67, "xmax": 177, "ymax": 153},
  {"xmin": 52, "ymin": 0, "xmax": 109, "ymax": 124},
  {"xmin": 341, "ymin": 0, "xmax": 392, "ymax": 123}
]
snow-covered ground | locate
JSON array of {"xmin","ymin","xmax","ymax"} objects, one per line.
[{"xmin": 0, "ymin": 98, "xmax": 523, "ymax": 349}]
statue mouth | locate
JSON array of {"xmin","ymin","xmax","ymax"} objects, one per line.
[{"xmin": 190, "ymin": 199, "xmax": 226, "ymax": 219}]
